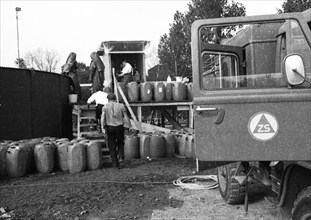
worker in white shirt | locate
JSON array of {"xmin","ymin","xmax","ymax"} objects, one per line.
[
  {"xmin": 118, "ymin": 60, "xmax": 133, "ymax": 84},
  {"xmin": 87, "ymin": 87, "xmax": 112, "ymax": 132}
]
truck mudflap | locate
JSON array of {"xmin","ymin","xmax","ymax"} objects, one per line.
[{"xmin": 196, "ymin": 160, "xmax": 233, "ymax": 172}]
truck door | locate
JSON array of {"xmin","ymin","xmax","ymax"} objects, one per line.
[{"xmin": 191, "ymin": 15, "xmax": 311, "ymax": 166}]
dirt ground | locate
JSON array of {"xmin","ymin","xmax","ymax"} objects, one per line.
[{"xmin": 0, "ymin": 157, "xmax": 280, "ymax": 220}]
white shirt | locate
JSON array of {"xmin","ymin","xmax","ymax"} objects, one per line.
[
  {"xmin": 87, "ymin": 91, "xmax": 109, "ymax": 106},
  {"xmin": 121, "ymin": 62, "xmax": 133, "ymax": 74}
]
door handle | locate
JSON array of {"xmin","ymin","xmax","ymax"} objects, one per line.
[
  {"xmin": 196, "ymin": 106, "xmax": 218, "ymax": 112},
  {"xmin": 196, "ymin": 106, "xmax": 225, "ymax": 124}
]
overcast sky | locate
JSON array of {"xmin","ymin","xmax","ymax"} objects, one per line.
[{"xmin": 0, "ymin": 0, "xmax": 283, "ymax": 72}]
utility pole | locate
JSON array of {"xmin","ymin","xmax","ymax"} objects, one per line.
[{"xmin": 15, "ymin": 7, "xmax": 21, "ymax": 68}]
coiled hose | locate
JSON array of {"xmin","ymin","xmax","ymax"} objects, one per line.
[{"xmin": 173, "ymin": 175, "xmax": 218, "ymax": 190}]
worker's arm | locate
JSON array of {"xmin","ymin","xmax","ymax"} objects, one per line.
[
  {"xmin": 101, "ymin": 107, "xmax": 106, "ymax": 133},
  {"xmin": 87, "ymin": 93, "xmax": 95, "ymax": 104}
]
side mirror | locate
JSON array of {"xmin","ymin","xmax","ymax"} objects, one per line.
[{"xmin": 284, "ymin": 54, "xmax": 305, "ymax": 86}]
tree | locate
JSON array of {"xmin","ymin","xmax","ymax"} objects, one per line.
[
  {"xmin": 76, "ymin": 62, "xmax": 90, "ymax": 84},
  {"xmin": 14, "ymin": 58, "xmax": 27, "ymax": 69},
  {"xmin": 23, "ymin": 48, "xmax": 60, "ymax": 72},
  {"xmin": 158, "ymin": 0, "xmax": 246, "ymax": 77},
  {"xmin": 278, "ymin": 0, "xmax": 311, "ymax": 13}
]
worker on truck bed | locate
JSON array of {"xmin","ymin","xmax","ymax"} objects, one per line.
[
  {"xmin": 61, "ymin": 52, "xmax": 82, "ymax": 101},
  {"xmin": 89, "ymin": 52, "xmax": 105, "ymax": 93},
  {"xmin": 101, "ymin": 93, "xmax": 131, "ymax": 169},
  {"xmin": 118, "ymin": 60, "xmax": 133, "ymax": 84},
  {"xmin": 87, "ymin": 86, "xmax": 111, "ymax": 132}
]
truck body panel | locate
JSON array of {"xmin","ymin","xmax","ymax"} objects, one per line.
[{"xmin": 191, "ymin": 11, "xmax": 311, "ymax": 162}]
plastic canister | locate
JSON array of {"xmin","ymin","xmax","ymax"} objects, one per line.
[
  {"xmin": 86, "ymin": 141, "xmax": 103, "ymax": 171},
  {"xmin": 6, "ymin": 146, "xmax": 27, "ymax": 178},
  {"xmin": 153, "ymin": 82, "xmax": 165, "ymax": 102},
  {"xmin": 34, "ymin": 142, "xmax": 55, "ymax": 174},
  {"xmin": 140, "ymin": 82, "xmax": 153, "ymax": 102},
  {"xmin": 127, "ymin": 82, "xmax": 139, "ymax": 102},
  {"xmin": 138, "ymin": 133, "xmax": 151, "ymax": 159},
  {"xmin": 163, "ymin": 133, "xmax": 175, "ymax": 157},
  {"xmin": 124, "ymin": 134, "xmax": 139, "ymax": 159},
  {"xmin": 178, "ymin": 133, "xmax": 187, "ymax": 157},
  {"xmin": 150, "ymin": 133, "xmax": 165, "ymax": 158},
  {"xmin": 57, "ymin": 142, "xmax": 69, "ymax": 172},
  {"xmin": 172, "ymin": 82, "xmax": 187, "ymax": 101},
  {"xmin": 165, "ymin": 83, "xmax": 173, "ymax": 101},
  {"xmin": 170, "ymin": 131, "xmax": 181, "ymax": 155},
  {"xmin": 117, "ymin": 82, "xmax": 128, "ymax": 102},
  {"xmin": 68, "ymin": 143, "xmax": 86, "ymax": 174},
  {"xmin": 185, "ymin": 135, "xmax": 193, "ymax": 159}
]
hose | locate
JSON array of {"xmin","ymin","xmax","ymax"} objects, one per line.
[{"xmin": 173, "ymin": 175, "xmax": 218, "ymax": 190}]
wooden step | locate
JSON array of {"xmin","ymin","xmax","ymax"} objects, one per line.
[
  {"xmin": 79, "ymin": 123, "xmax": 98, "ymax": 127},
  {"xmin": 80, "ymin": 117, "xmax": 96, "ymax": 120}
]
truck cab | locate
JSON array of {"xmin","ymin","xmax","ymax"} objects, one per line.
[{"xmin": 191, "ymin": 9, "xmax": 311, "ymax": 219}]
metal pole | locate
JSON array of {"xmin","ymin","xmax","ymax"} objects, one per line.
[{"xmin": 15, "ymin": 7, "xmax": 21, "ymax": 68}]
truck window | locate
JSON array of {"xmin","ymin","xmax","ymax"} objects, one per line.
[
  {"xmin": 199, "ymin": 20, "xmax": 310, "ymax": 90},
  {"xmin": 202, "ymin": 52, "xmax": 240, "ymax": 89}
]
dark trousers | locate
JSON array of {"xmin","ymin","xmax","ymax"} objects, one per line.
[
  {"xmin": 96, "ymin": 104, "xmax": 104, "ymax": 131},
  {"xmin": 66, "ymin": 72, "xmax": 82, "ymax": 100},
  {"xmin": 106, "ymin": 125, "xmax": 124, "ymax": 166}
]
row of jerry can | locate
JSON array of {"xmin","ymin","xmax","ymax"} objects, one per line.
[
  {"xmin": 118, "ymin": 81, "xmax": 193, "ymax": 103},
  {"xmin": 124, "ymin": 131, "xmax": 196, "ymax": 160},
  {"xmin": 0, "ymin": 137, "xmax": 104, "ymax": 179}
]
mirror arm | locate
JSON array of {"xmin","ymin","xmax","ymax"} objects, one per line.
[{"xmin": 293, "ymin": 68, "xmax": 311, "ymax": 85}]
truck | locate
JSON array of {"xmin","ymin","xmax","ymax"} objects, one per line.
[{"xmin": 191, "ymin": 9, "xmax": 311, "ymax": 219}]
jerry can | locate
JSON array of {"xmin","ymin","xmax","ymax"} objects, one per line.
[
  {"xmin": 6, "ymin": 146, "xmax": 27, "ymax": 178},
  {"xmin": 150, "ymin": 133, "xmax": 166, "ymax": 158},
  {"xmin": 57, "ymin": 142, "xmax": 69, "ymax": 172},
  {"xmin": 140, "ymin": 82, "xmax": 153, "ymax": 102},
  {"xmin": 153, "ymin": 82, "xmax": 165, "ymax": 102},
  {"xmin": 138, "ymin": 133, "xmax": 151, "ymax": 159},
  {"xmin": 163, "ymin": 133, "xmax": 175, "ymax": 157},
  {"xmin": 124, "ymin": 134, "xmax": 139, "ymax": 159},
  {"xmin": 127, "ymin": 82, "xmax": 139, "ymax": 102},
  {"xmin": 68, "ymin": 143, "xmax": 86, "ymax": 174},
  {"xmin": 86, "ymin": 141, "xmax": 103, "ymax": 171},
  {"xmin": 34, "ymin": 142, "xmax": 55, "ymax": 174},
  {"xmin": 172, "ymin": 82, "xmax": 187, "ymax": 101}
]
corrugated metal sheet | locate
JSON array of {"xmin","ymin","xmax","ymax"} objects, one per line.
[{"xmin": 0, "ymin": 67, "xmax": 73, "ymax": 140}]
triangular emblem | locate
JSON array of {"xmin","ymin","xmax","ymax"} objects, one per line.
[{"xmin": 253, "ymin": 114, "xmax": 275, "ymax": 134}]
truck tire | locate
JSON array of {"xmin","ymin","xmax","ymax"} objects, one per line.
[
  {"xmin": 292, "ymin": 186, "xmax": 311, "ymax": 220},
  {"xmin": 217, "ymin": 162, "xmax": 245, "ymax": 204}
]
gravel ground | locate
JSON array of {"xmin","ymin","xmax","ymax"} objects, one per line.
[{"xmin": 0, "ymin": 157, "xmax": 280, "ymax": 220}]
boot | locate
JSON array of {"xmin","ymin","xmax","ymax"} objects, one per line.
[{"xmin": 118, "ymin": 157, "xmax": 124, "ymax": 169}]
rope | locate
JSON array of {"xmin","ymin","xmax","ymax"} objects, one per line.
[
  {"xmin": 0, "ymin": 180, "xmax": 172, "ymax": 189},
  {"xmin": 0, "ymin": 176, "xmax": 218, "ymax": 190},
  {"xmin": 173, "ymin": 175, "xmax": 218, "ymax": 190}
]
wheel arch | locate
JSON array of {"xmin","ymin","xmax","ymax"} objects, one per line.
[{"xmin": 278, "ymin": 163, "xmax": 311, "ymax": 216}]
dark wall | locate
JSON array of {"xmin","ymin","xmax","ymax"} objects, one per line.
[{"xmin": 0, "ymin": 67, "xmax": 73, "ymax": 141}]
